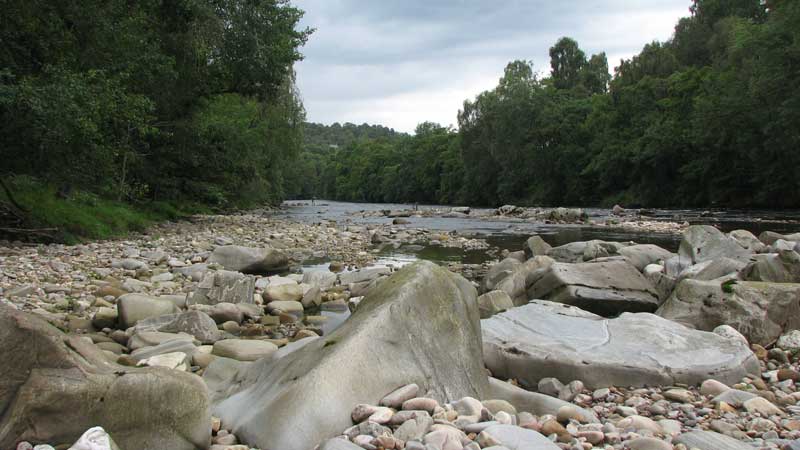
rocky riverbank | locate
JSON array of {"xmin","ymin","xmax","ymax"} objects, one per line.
[{"xmin": 1, "ymin": 210, "xmax": 800, "ymax": 450}]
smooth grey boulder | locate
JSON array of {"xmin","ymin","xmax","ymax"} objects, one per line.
[
  {"xmin": 618, "ymin": 244, "xmax": 675, "ymax": 271},
  {"xmin": 208, "ymin": 245, "xmax": 288, "ymax": 274},
  {"xmin": 759, "ymin": 231, "xmax": 800, "ymax": 246},
  {"xmin": 524, "ymin": 235, "xmax": 552, "ymax": 259},
  {"xmin": 338, "ymin": 267, "xmax": 390, "ymax": 285},
  {"xmin": 483, "ymin": 301, "xmax": 758, "ymax": 389},
  {"xmin": 657, "ymin": 279, "xmax": 800, "ymax": 346},
  {"xmin": 117, "ymin": 294, "xmax": 180, "ymax": 328},
  {"xmin": 679, "ymin": 225, "xmax": 752, "ymax": 264},
  {"xmin": 318, "ymin": 438, "xmax": 364, "ymax": 450},
  {"xmin": 190, "ymin": 270, "xmax": 255, "ymax": 305},
  {"xmin": 481, "ymin": 424, "xmax": 559, "ymax": 450},
  {"xmin": 547, "ymin": 240, "xmax": 626, "ymax": 263},
  {"xmin": 485, "ymin": 258, "xmax": 521, "ymax": 291},
  {"xmin": 729, "ymin": 229, "xmax": 766, "ymax": 253},
  {"xmin": 487, "ymin": 377, "xmax": 596, "ymax": 423},
  {"xmin": 743, "ymin": 250, "xmax": 800, "ymax": 283},
  {"xmin": 677, "ymin": 257, "xmax": 747, "ymax": 282},
  {"xmin": 133, "ymin": 310, "xmax": 220, "ymax": 344},
  {"xmin": 527, "ymin": 260, "xmax": 661, "ymax": 316},
  {"xmin": 494, "ymin": 256, "xmax": 554, "ymax": 306},
  {"xmin": 674, "ymin": 430, "xmax": 753, "ymax": 450},
  {"xmin": 207, "ymin": 261, "xmax": 488, "ymax": 450},
  {"xmin": 0, "ymin": 304, "xmax": 210, "ymax": 450},
  {"xmin": 302, "ymin": 270, "xmax": 337, "ymax": 289},
  {"xmin": 478, "ymin": 291, "xmax": 515, "ymax": 319}
]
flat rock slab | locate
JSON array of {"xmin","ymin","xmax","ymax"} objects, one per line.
[
  {"xmin": 207, "ymin": 261, "xmax": 489, "ymax": 450},
  {"xmin": 482, "ymin": 424, "xmax": 559, "ymax": 450},
  {"xmin": 483, "ymin": 301, "xmax": 759, "ymax": 389},
  {"xmin": 528, "ymin": 260, "xmax": 660, "ymax": 316},
  {"xmin": 674, "ymin": 430, "xmax": 754, "ymax": 450}
]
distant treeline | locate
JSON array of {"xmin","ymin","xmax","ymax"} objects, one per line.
[
  {"xmin": 287, "ymin": 0, "xmax": 800, "ymax": 208},
  {"xmin": 1, "ymin": 0, "xmax": 311, "ymax": 208}
]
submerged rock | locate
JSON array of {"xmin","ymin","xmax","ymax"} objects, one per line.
[
  {"xmin": 482, "ymin": 300, "xmax": 758, "ymax": 389},
  {"xmin": 206, "ymin": 261, "xmax": 488, "ymax": 450},
  {"xmin": 0, "ymin": 304, "xmax": 210, "ymax": 450}
]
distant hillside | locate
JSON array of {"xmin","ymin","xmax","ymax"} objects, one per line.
[{"xmin": 303, "ymin": 122, "xmax": 406, "ymax": 153}]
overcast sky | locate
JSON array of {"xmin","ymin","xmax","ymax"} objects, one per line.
[{"xmin": 292, "ymin": 0, "xmax": 691, "ymax": 133}]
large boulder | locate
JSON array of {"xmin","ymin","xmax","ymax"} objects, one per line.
[
  {"xmin": 494, "ymin": 256, "xmax": 554, "ymax": 306},
  {"xmin": 117, "ymin": 294, "xmax": 181, "ymax": 328},
  {"xmin": 657, "ymin": 279, "xmax": 800, "ymax": 346},
  {"xmin": 190, "ymin": 270, "xmax": 255, "ymax": 305},
  {"xmin": 546, "ymin": 240, "xmax": 626, "ymax": 263},
  {"xmin": 208, "ymin": 245, "xmax": 288, "ymax": 274},
  {"xmin": 482, "ymin": 301, "xmax": 758, "ymax": 389},
  {"xmin": 206, "ymin": 261, "xmax": 489, "ymax": 450},
  {"xmin": 0, "ymin": 304, "xmax": 210, "ymax": 450},
  {"xmin": 484, "ymin": 258, "xmax": 521, "ymax": 291},
  {"xmin": 524, "ymin": 235, "xmax": 552, "ymax": 259},
  {"xmin": 759, "ymin": 231, "xmax": 800, "ymax": 246},
  {"xmin": 477, "ymin": 290, "xmax": 514, "ymax": 319},
  {"xmin": 729, "ymin": 230, "xmax": 766, "ymax": 253},
  {"xmin": 617, "ymin": 244, "xmax": 675, "ymax": 271},
  {"xmin": 742, "ymin": 250, "xmax": 800, "ymax": 283},
  {"xmin": 679, "ymin": 225, "xmax": 752, "ymax": 264},
  {"xmin": 528, "ymin": 260, "xmax": 661, "ymax": 316},
  {"xmin": 676, "ymin": 257, "xmax": 747, "ymax": 282},
  {"xmin": 133, "ymin": 310, "xmax": 220, "ymax": 344}
]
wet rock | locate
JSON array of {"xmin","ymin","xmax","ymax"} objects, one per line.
[
  {"xmin": 657, "ymin": 279, "xmax": 800, "ymax": 346},
  {"xmin": 483, "ymin": 300, "xmax": 758, "ymax": 389},
  {"xmin": 0, "ymin": 304, "xmax": 210, "ymax": 450},
  {"xmin": 206, "ymin": 261, "xmax": 489, "ymax": 450}
]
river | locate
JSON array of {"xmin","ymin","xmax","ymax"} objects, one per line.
[{"xmin": 274, "ymin": 200, "xmax": 800, "ymax": 268}]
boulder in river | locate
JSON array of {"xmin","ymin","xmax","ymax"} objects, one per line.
[
  {"xmin": 206, "ymin": 261, "xmax": 488, "ymax": 450},
  {"xmin": 527, "ymin": 260, "xmax": 661, "ymax": 316},
  {"xmin": 208, "ymin": 245, "xmax": 289, "ymax": 274},
  {"xmin": 617, "ymin": 244, "xmax": 675, "ymax": 271},
  {"xmin": 657, "ymin": 279, "xmax": 800, "ymax": 346},
  {"xmin": 482, "ymin": 300, "xmax": 758, "ymax": 389},
  {"xmin": 0, "ymin": 304, "xmax": 210, "ymax": 450}
]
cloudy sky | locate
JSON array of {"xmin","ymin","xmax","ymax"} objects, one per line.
[{"xmin": 293, "ymin": 0, "xmax": 691, "ymax": 133}]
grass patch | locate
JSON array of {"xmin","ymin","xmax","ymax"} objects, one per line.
[{"xmin": 1, "ymin": 176, "xmax": 204, "ymax": 243}]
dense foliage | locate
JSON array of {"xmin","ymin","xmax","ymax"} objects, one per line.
[
  {"xmin": 1, "ymin": 0, "xmax": 311, "ymax": 209},
  {"xmin": 295, "ymin": 0, "xmax": 800, "ymax": 208}
]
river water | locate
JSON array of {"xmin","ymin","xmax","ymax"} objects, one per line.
[{"xmin": 275, "ymin": 200, "xmax": 800, "ymax": 267}]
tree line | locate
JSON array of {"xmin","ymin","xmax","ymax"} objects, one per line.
[
  {"xmin": 1, "ymin": 0, "xmax": 311, "ymax": 209},
  {"xmin": 289, "ymin": 0, "xmax": 800, "ymax": 208}
]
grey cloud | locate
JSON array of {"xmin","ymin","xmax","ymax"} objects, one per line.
[{"xmin": 293, "ymin": 0, "xmax": 690, "ymax": 132}]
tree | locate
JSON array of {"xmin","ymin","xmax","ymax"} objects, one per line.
[{"xmin": 549, "ymin": 37, "xmax": 586, "ymax": 90}]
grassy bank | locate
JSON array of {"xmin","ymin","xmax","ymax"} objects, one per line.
[{"xmin": 1, "ymin": 177, "xmax": 210, "ymax": 243}]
